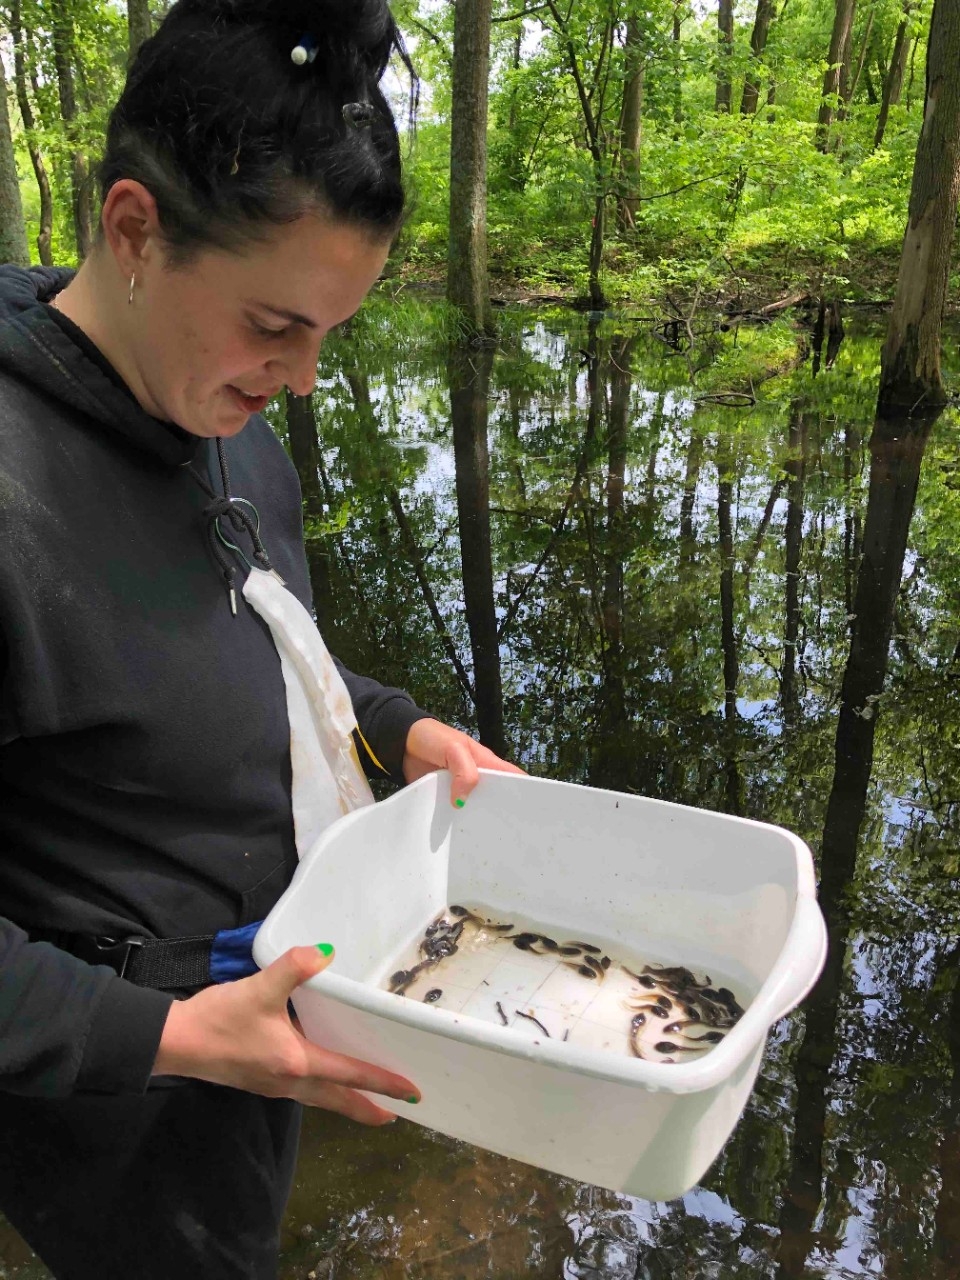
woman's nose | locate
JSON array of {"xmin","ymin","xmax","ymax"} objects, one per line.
[
  {"xmin": 285, "ymin": 368, "xmax": 318, "ymax": 397},
  {"xmin": 271, "ymin": 338, "xmax": 322, "ymax": 398}
]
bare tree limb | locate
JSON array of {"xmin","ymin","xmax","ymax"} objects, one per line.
[
  {"xmin": 637, "ymin": 170, "xmax": 731, "ymax": 201},
  {"xmin": 491, "ymin": 3, "xmax": 551, "ymax": 22},
  {"xmin": 410, "ymin": 17, "xmax": 450, "ymax": 62}
]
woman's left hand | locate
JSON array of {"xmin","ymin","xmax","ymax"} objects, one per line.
[{"xmin": 402, "ymin": 718, "xmax": 525, "ymax": 807}]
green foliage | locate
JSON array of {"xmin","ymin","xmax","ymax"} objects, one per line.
[
  {"xmin": 694, "ymin": 318, "xmax": 805, "ymax": 395},
  {"xmin": 393, "ymin": 0, "xmax": 934, "ymax": 305},
  {"xmin": 4, "ymin": 0, "xmax": 936, "ymax": 304},
  {"xmin": 8, "ymin": 0, "xmax": 128, "ymax": 264}
]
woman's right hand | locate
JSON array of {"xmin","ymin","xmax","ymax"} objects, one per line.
[{"xmin": 151, "ymin": 945, "xmax": 419, "ymax": 1125}]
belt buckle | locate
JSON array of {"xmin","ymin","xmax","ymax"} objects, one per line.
[{"xmin": 92, "ymin": 936, "xmax": 144, "ymax": 980}]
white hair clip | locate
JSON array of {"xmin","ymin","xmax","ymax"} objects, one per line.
[{"xmin": 291, "ymin": 34, "xmax": 318, "ymax": 65}]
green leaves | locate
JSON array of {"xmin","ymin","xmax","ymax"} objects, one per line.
[{"xmin": 393, "ymin": 0, "xmax": 931, "ymax": 308}]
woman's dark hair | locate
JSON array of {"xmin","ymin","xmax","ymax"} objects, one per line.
[{"xmin": 99, "ymin": 0, "xmax": 417, "ymax": 261}]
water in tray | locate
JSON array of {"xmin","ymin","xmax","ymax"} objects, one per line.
[{"xmin": 381, "ymin": 905, "xmax": 745, "ymax": 1062}]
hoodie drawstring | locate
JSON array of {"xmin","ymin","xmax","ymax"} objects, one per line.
[{"xmin": 189, "ymin": 438, "xmax": 281, "ymax": 616}]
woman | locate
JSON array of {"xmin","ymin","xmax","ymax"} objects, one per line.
[{"xmin": 0, "ymin": 1, "xmax": 519, "ymax": 1276}]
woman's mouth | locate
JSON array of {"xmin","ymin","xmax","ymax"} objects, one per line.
[{"xmin": 226, "ymin": 385, "xmax": 274, "ymax": 414}]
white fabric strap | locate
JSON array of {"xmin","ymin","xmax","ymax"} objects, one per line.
[{"xmin": 242, "ymin": 567, "xmax": 374, "ymax": 858}]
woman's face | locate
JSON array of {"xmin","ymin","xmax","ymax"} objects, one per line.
[{"xmin": 131, "ymin": 214, "xmax": 390, "ymax": 438}]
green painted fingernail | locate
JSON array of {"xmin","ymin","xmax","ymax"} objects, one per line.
[
  {"xmin": 455, "ymin": 798, "xmax": 466, "ymax": 809},
  {"xmin": 406, "ymin": 1094, "xmax": 420, "ymax": 1104},
  {"xmin": 315, "ymin": 943, "xmax": 334, "ymax": 957}
]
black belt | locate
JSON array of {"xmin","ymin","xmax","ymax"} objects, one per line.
[{"xmin": 28, "ymin": 928, "xmax": 216, "ymax": 991}]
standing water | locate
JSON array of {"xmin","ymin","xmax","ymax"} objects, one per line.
[
  {"xmin": 383, "ymin": 905, "xmax": 745, "ymax": 1062},
  {"xmin": 3, "ymin": 300, "xmax": 960, "ymax": 1280}
]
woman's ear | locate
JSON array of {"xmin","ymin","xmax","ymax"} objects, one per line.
[{"xmin": 99, "ymin": 180, "xmax": 164, "ymax": 281}]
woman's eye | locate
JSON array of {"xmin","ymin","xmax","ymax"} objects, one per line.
[{"xmin": 250, "ymin": 320, "xmax": 288, "ymax": 339}]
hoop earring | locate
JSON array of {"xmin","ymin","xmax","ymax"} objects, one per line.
[{"xmin": 128, "ymin": 274, "xmax": 135, "ymax": 305}]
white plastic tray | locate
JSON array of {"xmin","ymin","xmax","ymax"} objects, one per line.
[{"xmin": 254, "ymin": 770, "xmax": 826, "ymax": 1200}]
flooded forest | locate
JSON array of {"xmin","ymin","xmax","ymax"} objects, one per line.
[
  {"xmin": 3, "ymin": 298, "xmax": 958, "ymax": 1279},
  {"xmin": 275, "ymin": 305, "xmax": 960, "ymax": 1279},
  {"xmin": 1, "ymin": 0, "xmax": 959, "ymax": 1275}
]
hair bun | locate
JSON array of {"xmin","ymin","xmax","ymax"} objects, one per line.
[
  {"xmin": 109, "ymin": 0, "xmax": 416, "ymax": 260},
  {"xmin": 177, "ymin": 0, "xmax": 395, "ymax": 55}
]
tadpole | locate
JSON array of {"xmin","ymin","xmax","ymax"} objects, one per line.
[
  {"xmin": 512, "ymin": 932, "xmax": 540, "ymax": 950},
  {"xmin": 654, "ymin": 1040, "xmax": 702, "ymax": 1055}
]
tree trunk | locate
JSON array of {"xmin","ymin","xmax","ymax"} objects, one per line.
[
  {"xmin": 588, "ymin": 192, "xmax": 606, "ymax": 309},
  {"xmin": 501, "ymin": 23, "xmax": 526, "ymax": 190},
  {"xmin": 616, "ymin": 18, "xmax": 644, "ymax": 230},
  {"xmin": 50, "ymin": 0, "xmax": 94, "ymax": 260},
  {"xmin": 507, "ymin": 24, "xmax": 522, "ymax": 132},
  {"xmin": 11, "ymin": 0, "xmax": 53, "ymax": 266},
  {"xmin": 873, "ymin": 4, "xmax": 912, "ymax": 149},
  {"xmin": 127, "ymin": 0, "xmax": 152, "ymax": 65},
  {"xmin": 878, "ymin": 0, "xmax": 960, "ymax": 414},
  {"xmin": 545, "ymin": 0, "xmax": 611, "ymax": 308},
  {"xmin": 715, "ymin": 0, "xmax": 735, "ymax": 113},
  {"xmin": 845, "ymin": 8, "xmax": 876, "ymax": 108},
  {"xmin": 905, "ymin": 29, "xmax": 921, "ymax": 105},
  {"xmin": 447, "ymin": 0, "xmax": 494, "ymax": 339},
  {"xmin": 741, "ymin": 0, "xmax": 777, "ymax": 115},
  {"xmin": 450, "ymin": 343, "xmax": 504, "ymax": 754},
  {"xmin": 816, "ymin": 0, "xmax": 858, "ymax": 150},
  {"xmin": 672, "ymin": 4, "xmax": 684, "ymax": 125},
  {"xmin": 0, "ymin": 54, "xmax": 29, "ymax": 267},
  {"xmin": 863, "ymin": 64, "xmax": 878, "ymax": 104}
]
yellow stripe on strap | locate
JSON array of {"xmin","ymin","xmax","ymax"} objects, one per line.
[{"xmin": 354, "ymin": 725, "xmax": 390, "ymax": 775}]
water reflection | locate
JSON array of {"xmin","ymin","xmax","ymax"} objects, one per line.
[
  {"xmin": 775, "ymin": 416, "xmax": 936, "ymax": 1278},
  {"xmin": 271, "ymin": 310, "xmax": 960, "ymax": 1280},
  {"xmin": 3, "ymin": 307, "xmax": 960, "ymax": 1279},
  {"xmin": 449, "ymin": 343, "xmax": 505, "ymax": 756}
]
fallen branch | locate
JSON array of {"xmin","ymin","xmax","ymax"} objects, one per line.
[
  {"xmin": 759, "ymin": 292, "xmax": 810, "ymax": 314},
  {"xmin": 693, "ymin": 391, "xmax": 756, "ymax": 407},
  {"xmin": 724, "ymin": 293, "xmax": 810, "ymax": 320}
]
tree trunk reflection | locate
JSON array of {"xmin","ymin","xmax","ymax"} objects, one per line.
[
  {"xmin": 285, "ymin": 390, "xmax": 337, "ymax": 638},
  {"xmin": 776, "ymin": 411, "xmax": 938, "ymax": 1278},
  {"xmin": 781, "ymin": 412, "xmax": 807, "ymax": 727},
  {"xmin": 450, "ymin": 342, "xmax": 506, "ymax": 755},
  {"xmin": 716, "ymin": 432, "xmax": 743, "ymax": 814}
]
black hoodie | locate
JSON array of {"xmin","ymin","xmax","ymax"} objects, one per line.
[{"xmin": 0, "ymin": 265, "xmax": 429, "ymax": 1097}]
